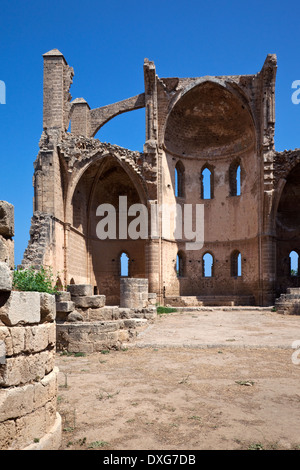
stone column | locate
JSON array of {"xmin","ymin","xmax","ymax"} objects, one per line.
[{"xmin": 120, "ymin": 278, "xmax": 148, "ymax": 309}]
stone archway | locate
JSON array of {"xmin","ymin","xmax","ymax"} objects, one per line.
[
  {"xmin": 69, "ymin": 154, "xmax": 148, "ymax": 305},
  {"xmin": 276, "ymin": 163, "xmax": 300, "ymax": 295}
]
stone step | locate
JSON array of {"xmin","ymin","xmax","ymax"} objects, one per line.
[
  {"xmin": 165, "ymin": 295, "xmax": 255, "ymax": 307},
  {"xmin": 287, "ymin": 288, "xmax": 300, "ymax": 294},
  {"xmin": 285, "ymin": 294, "xmax": 300, "ymax": 300},
  {"xmin": 56, "ymin": 318, "xmax": 148, "ymax": 353}
]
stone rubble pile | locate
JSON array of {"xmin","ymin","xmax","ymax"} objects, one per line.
[{"xmin": 55, "ymin": 281, "xmax": 157, "ymax": 353}]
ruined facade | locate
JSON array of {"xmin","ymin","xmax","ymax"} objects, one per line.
[{"xmin": 22, "ymin": 49, "xmax": 300, "ymax": 307}]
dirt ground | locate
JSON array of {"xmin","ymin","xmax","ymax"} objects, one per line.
[{"xmin": 56, "ymin": 309, "xmax": 300, "ymax": 451}]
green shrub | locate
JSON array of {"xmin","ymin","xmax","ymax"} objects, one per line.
[
  {"xmin": 13, "ymin": 266, "xmax": 58, "ymax": 294},
  {"xmin": 156, "ymin": 306, "xmax": 177, "ymax": 314}
]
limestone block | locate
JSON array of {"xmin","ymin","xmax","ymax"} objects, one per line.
[
  {"xmin": 0, "ymin": 262, "xmax": 12, "ymax": 292},
  {"xmin": 28, "ymin": 369, "xmax": 58, "ymax": 412},
  {"xmin": 117, "ymin": 329, "xmax": 130, "ymax": 342},
  {"xmin": 119, "ymin": 308, "xmax": 131, "ymax": 319},
  {"xmin": 55, "ymin": 291, "xmax": 71, "ymax": 302},
  {"xmin": 47, "ymin": 322, "xmax": 56, "ymax": 347},
  {"xmin": 0, "ymin": 241, "xmax": 9, "ymax": 264},
  {"xmin": 0, "ymin": 201, "xmax": 14, "ymax": 238},
  {"xmin": 0, "ymin": 383, "xmax": 35, "ymax": 422},
  {"xmin": 0, "ymin": 236, "xmax": 14, "ymax": 269},
  {"xmin": 55, "ymin": 301, "xmax": 74, "ymax": 313},
  {"xmin": 0, "ymin": 291, "xmax": 40, "ymax": 326},
  {"xmin": 23, "ymin": 412, "xmax": 62, "ymax": 451},
  {"xmin": 0, "ymin": 419, "xmax": 15, "ymax": 450},
  {"xmin": 87, "ymin": 306, "xmax": 119, "ymax": 321},
  {"xmin": 67, "ymin": 284, "xmax": 93, "ymax": 297},
  {"xmin": 40, "ymin": 292, "xmax": 56, "ymax": 322},
  {"xmin": 0, "ymin": 339, "xmax": 5, "ymax": 364},
  {"xmin": 24, "ymin": 324, "xmax": 52, "ymax": 353},
  {"xmin": 0, "ymin": 350, "xmax": 54, "ymax": 387},
  {"xmin": 67, "ymin": 311, "xmax": 83, "ymax": 322},
  {"xmin": 45, "ymin": 397, "xmax": 57, "ymax": 429},
  {"xmin": 73, "ymin": 295, "xmax": 106, "ymax": 309},
  {"xmin": 0, "ymin": 326, "xmax": 25, "ymax": 356},
  {"xmin": 15, "ymin": 406, "xmax": 47, "ymax": 449},
  {"xmin": 148, "ymin": 293, "xmax": 157, "ymax": 305}
]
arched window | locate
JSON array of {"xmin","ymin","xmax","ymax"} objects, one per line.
[
  {"xmin": 231, "ymin": 250, "xmax": 242, "ymax": 277},
  {"xmin": 56, "ymin": 276, "xmax": 63, "ymax": 290},
  {"xmin": 229, "ymin": 160, "xmax": 242, "ymax": 196},
  {"xmin": 176, "ymin": 251, "xmax": 185, "ymax": 277},
  {"xmin": 201, "ymin": 165, "xmax": 214, "ymax": 199},
  {"xmin": 289, "ymin": 251, "xmax": 299, "ymax": 277},
  {"xmin": 202, "ymin": 252, "xmax": 214, "ymax": 277},
  {"xmin": 120, "ymin": 252, "xmax": 129, "ymax": 277},
  {"xmin": 175, "ymin": 161, "xmax": 185, "ymax": 198}
]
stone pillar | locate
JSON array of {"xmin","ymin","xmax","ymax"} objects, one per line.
[
  {"xmin": 120, "ymin": 278, "xmax": 148, "ymax": 309},
  {"xmin": 42, "ymin": 49, "xmax": 74, "ymax": 131},
  {"xmin": 146, "ymin": 238, "xmax": 160, "ymax": 296},
  {"xmin": 70, "ymin": 98, "xmax": 91, "ymax": 137}
]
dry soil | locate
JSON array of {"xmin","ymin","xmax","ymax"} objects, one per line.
[{"xmin": 56, "ymin": 309, "xmax": 300, "ymax": 451}]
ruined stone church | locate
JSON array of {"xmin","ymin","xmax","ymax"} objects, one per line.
[{"xmin": 22, "ymin": 49, "xmax": 300, "ymax": 307}]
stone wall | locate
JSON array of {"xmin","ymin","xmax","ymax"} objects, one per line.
[
  {"xmin": 275, "ymin": 288, "xmax": 300, "ymax": 315},
  {"xmin": 0, "ymin": 201, "xmax": 61, "ymax": 450}
]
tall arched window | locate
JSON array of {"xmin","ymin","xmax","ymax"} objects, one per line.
[
  {"xmin": 202, "ymin": 252, "xmax": 214, "ymax": 277},
  {"xmin": 175, "ymin": 161, "xmax": 185, "ymax": 198},
  {"xmin": 201, "ymin": 165, "xmax": 214, "ymax": 199},
  {"xmin": 120, "ymin": 252, "xmax": 129, "ymax": 277},
  {"xmin": 176, "ymin": 251, "xmax": 185, "ymax": 277},
  {"xmin": 289, "ymin": 250, "xmax": 299, "ymax": 277},
  {"xmin": 229, "ymin": 160, "xmax": 242, "ymax": 196},
  {"xmin": 231, "ymin": 250, "xmax": 242, "ymax": 277}
]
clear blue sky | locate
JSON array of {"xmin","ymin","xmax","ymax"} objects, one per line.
[{"xmin": 0, "ymin": 0, "xmax": 299, "ymax": 265}]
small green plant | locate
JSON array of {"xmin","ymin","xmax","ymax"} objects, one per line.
[
  {"xmin": 33, "ymin": 438, "xmax": 40, "ymax": 443},
  {"xmin": 188, "ymin": 415, "xmax": 202, "ymax": 423},
  {"xmin": 60, "ymin": 351, "xmax": 85, "ymax": 357},
  {"xmin": 88, "ymin": 440, "xmax": 109, "ymax": 449},
  {"xmin": 178, "ymin": 375, "xmax": 190, "ymax": 384},
  {"xmin": 247, "ymin": 442, "xmax": 264, "ymax": 450},
  {"xmin": 157, "ymin": 306, "xmax": 177, "ymax": 314},
  {"xmin": 13, "ymin": 266, "xmax": 58, "ymax": 294},
  {"xmin": 235, "ymin": 380, "xmax": 255, "ymax": 386},
  {"xmin": 63, "ymin": 426, "xmax": 75, "ymax": 433},
  {"xmin": 97, "ymin": 389, "xmax": 120, "ymax": 401}
]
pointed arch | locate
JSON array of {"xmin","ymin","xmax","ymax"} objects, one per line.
[
  {"xmin": 119, "ymin": 251, "xmax": 130, "ymax": 277},
  {"xmin": 229, "ymin": 159, "xmax": 242, "ymax": 196},
  {"xmin": 176, "ymin": 250, "xmax": 185, "ymax": 277},
  {"xmin": 202, "ymin": 252, "xmax": 214, "ymax": 277},
  {"xmin": 201, "ymin": 164, "xmax": 214, "ymax": 200},
  {"xmin": 289, "ymin": 250, "xmax": 299, "ymax": 277},
  {"xmin": 231, "ymin": 250, "xmax": 242, "ymax": 277},
  {"xmin": 175, "ymin": 160, "xmax": 185, "ymax": 198}
]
